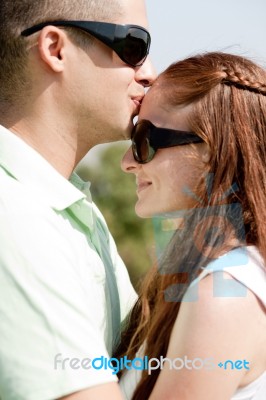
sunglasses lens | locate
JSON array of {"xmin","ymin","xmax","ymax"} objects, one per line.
[
  {"xmin": 123, "ymin": 28, "xmax": 150, "ymax": 66},
  {"xmin": 132, "ymin": 122, "xmax": 155, "ymax": 163},
  {"xmin": 131, "ymin": 119, "xmax": 203, "ymax": 163}
]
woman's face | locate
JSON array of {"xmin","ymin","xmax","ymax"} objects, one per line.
[{"xmin": 121, "ymin": 86, "xmax": 209, "ymax": 218}]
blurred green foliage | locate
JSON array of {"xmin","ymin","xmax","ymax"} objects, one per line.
[{"xmin": 76, "ymin": 143, "xmax": 155, "ymax": 290}]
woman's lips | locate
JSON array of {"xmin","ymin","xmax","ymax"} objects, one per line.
[{"xmin": 137, "ymin": 181, "xmax": 152, "ymax": 193}]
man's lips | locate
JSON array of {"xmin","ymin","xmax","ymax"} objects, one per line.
[
  {"xmin": 133, "ymin": 99, "xmax": 141, "ymax": 107},
  {"xmin": 132, "ymin": 95, "xmax": 144, "ymax": 108}
]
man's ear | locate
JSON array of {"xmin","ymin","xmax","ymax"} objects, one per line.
[{"xmin": 38, "ymin": 26, "xmax": 67, "ymax": 72}]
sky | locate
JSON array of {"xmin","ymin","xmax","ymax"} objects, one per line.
[
  {"xmin": 146, "ymin": 0, "xmax": 266, "ymax": 74},
  {"xmin": 84, "ymin": 0, "xmax": 266, "ymax": 165}
]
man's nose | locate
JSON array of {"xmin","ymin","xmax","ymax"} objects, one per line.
[{"xmin": 135, "ymin": 56, "xmax": 157, "ymax": 87}]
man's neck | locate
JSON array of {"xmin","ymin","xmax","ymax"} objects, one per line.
[{"xmin": 4, "ymin": 116, "xmax": 81, "ymax": 179}]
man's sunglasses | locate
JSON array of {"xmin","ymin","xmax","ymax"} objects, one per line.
[
  {"xmin": 131, "ymin": 119, "xmax": 204, "ymax": 164},
  {"xmin": 21, "ymin": 20, "xmax": 151, "ymax": 67}
]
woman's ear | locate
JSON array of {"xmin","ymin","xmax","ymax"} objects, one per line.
[
  {"xmin": 201, "ymin": 144, "xmax": 211, "ymax": 164},
  {"xmin": 37, "ymin": 26, "xmax": 67, "ymax": 72}
]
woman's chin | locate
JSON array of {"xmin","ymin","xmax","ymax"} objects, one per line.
[
  {"xmin": 135, "ymin": 204, "xmax": 166, "ymax": 219},
  {"xmin": 135, "ymin": 204, "xmax": 153, "ymax": 219}
]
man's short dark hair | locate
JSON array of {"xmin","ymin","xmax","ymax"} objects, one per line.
[{"xmin": 0, "ymin": 0, "xmax": 121, "ymax": 112}]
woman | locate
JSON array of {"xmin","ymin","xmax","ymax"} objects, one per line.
[{"xmin": 118, "ymin": 52, "xmax": 266, "ymax": 399}]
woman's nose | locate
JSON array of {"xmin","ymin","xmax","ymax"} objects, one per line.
[{"xmin": 121, "ymin": 146, "xmax": 140, "ymax": 173}]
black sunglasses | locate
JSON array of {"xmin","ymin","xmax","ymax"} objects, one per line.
[
  {"xmin": 21, "ymin": 20, "xmax": 151, "ymax": 67},
  {"xmin": 131, "ymin": 119, "xmax": 204, "ymax": 164}
]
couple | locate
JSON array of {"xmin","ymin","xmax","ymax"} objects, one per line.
[{"xmin": 0, "ymin": 1, "xmax": 265, "ymax": 400}]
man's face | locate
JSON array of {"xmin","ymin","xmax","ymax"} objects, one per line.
[{"xmin": 67, "ymin": 0, "xmax": 156, "ymax": 148}]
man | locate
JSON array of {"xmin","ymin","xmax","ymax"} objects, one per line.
[{"xmin": 0, "ymin": 0, "xmax": 156, "ymax": 398}]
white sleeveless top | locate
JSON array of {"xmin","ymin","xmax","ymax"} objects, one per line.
[{"xmin": 120, "ymin": 246, "xmax": 266, "ymax": 400}]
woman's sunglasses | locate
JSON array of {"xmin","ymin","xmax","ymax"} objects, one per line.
[
  {"xmin": 21, "ymin": 20, "xmax": 151, "ymax": 67},
  {"xmin": 131, "ymin": 119, "xmax": 204, "ymax": 164}
]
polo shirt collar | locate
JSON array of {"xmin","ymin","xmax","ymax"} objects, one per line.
[{"xmin": 0, "ymin": 125, "xmax": 88, "ymax": 211}]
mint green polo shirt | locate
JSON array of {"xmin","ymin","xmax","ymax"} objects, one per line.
[{"xmin": 0, "ymin": 125, "xmax": 137, "ymax": 400}]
